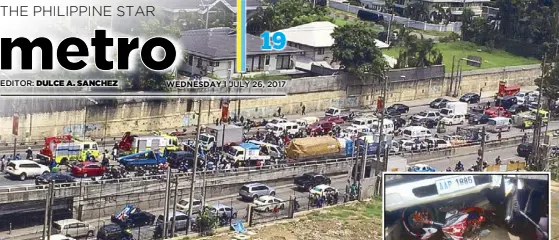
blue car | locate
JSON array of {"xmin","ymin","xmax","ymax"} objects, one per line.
[
  {"xmin": 111, "ymin": 204, "xmax": 155, "ymax": 228},
  {"xmin": 408, "ymin": 164, "xmax": 436, "ymax": 172}
]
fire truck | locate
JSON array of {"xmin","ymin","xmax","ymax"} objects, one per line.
[
  {"xmin": 496, "ymin": 81, "xmax": 520, "ymax": 100},
  {"xmin": 38, "ymin": 134, "xmax": 73, "ymax": 161}
]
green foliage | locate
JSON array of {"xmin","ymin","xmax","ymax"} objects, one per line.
[
  {"xmin": 439, "ymin": 32, "xmax": 461, "ymax": 43},
  {"xmin": 247, "ymin": 0, "xmax": 331, "ymax": 34},
  {"xmin": 331, "ymin": 23, "xmax": 387, "ymax": 80},
  {"xmin": 535, "ymin": 58, "xmax": 559, "ymax": 102},
  {"xmin": 404, "ymin": 2, "xmax": 430, "ymax": 22},
  {"xmin": 196, "ymin": 211, "xmax": 218, "ymax": 236},
  {"xmin": 393, "ymin": 26, "xmax": 443, "ymax": 68}
]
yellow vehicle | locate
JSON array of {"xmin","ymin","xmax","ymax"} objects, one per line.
[
  {"xmin": 513, "ymin": 109, "xmax": 549, "ymax": 128},
  {"xmin": 54, "ymin": 141, "xmax": 100, "ymax": 164},
  {"xmin": 152, "ymin": 132, "xmax": 180, "ymax": 151}
]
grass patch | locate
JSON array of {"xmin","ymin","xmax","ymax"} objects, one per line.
[
  {"xmin": 382, "ymin": 41, "xmax": 540, "ymax": 72},
  {"xmin": 413, "ymin": 29, "xmax": 455, "ymax": 37},
  {"xmin": 307, "ymin": 198, "xmax": 382, "ymax": 221}
]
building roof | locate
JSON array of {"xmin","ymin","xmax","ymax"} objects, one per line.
[
  {"xmin": 179, "ymin": 28, "xmax": 301, "ymax": 60},
  {"xmin": 277, "ymin": 21, "xmax": 390, "ymax": 49}
]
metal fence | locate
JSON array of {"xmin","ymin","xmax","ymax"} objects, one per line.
[{"xmin": 330, "ymin": 1, "xmax": 462, "ymax": 32}]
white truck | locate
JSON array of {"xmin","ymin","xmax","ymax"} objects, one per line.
[
  {"xmin": 225, "ymin": 142, "xmax": 271, "ymax": 162},
  {"xmin": 440, "ymin": 102, "xmax": 468, "ymax": 125},
  {"xmin": 325, "ymin": 107, "xmax": 349, "ymax": 119},
  {"xmin": 199, "ymin": 124, "xmax": 244, "ymax": 150}
]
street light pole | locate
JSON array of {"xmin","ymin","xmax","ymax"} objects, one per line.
[
  {"xmin": 187, "ymin": 100, "xmax": 203, "ymax": 234},
  {"xmin": 375, "ymin": 76, "xmax": 388, "ymax": 176}
]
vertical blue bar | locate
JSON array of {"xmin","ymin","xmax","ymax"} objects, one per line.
[{"xmin": 240, "ymin": 0, "xmax": 246, "ymax": 73}]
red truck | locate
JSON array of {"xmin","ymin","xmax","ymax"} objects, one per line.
[
  {"xmin": 307, "ymin": 120, "xmax": 334, "ymax": 133},
  {"xmin": 39, "ymin": 134, "xmax": 73, "ymax": 160},
  {"xmin": 497, "ymin": 81, "xmax": 520, "ymax": 99}
]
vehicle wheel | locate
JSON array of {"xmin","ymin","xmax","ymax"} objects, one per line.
[
  {"xmin": 270, "ymin": 191, "xmax": 276, "ymax": 196},
  {"xmin": 42, "ymin": 171, "xmax": 49, "ymax": 175},
  {"xmin": 252, "ymin": 194, "xmax": 259, "ymax": 200},
  {"xmin": 265, "ymin": 207, "xmax": 269, "ymax": 212},
  {"xmin": 280, "ymin": 204, "xmax": 285, "ymax": 209},
  {"xmin": 307, "ymin": 186, "xmax": 313, "ymax": 192},
  {"xmin": 19, "ymin": 173, "xmax": 27, "ymax": 181},
  {"xmin": 232, "ymin": 213, "xmax": 237, "ymax": 219},
  {"xmin": 401, "ymin": 205, "xmax": 437, "ymax": 238},
  {"xmin": 83, "ymin": 173, "xmax": 88, "ymax": 178},
  {"xmin": 87, "ymin": 231, "xmax": 94, "ymax": 237}
]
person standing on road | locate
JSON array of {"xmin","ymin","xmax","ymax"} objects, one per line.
[
  {"xmin": 277, "ymin": 107, "xmax": 282, "ymax": 117},
  {"xmin": 26, "ymin": 147, "xmax": 33, "ymax": 160},
  {"xmin": 301, "ymin": 105, "xmax": 306, "ymax": 115},
  {"xmin": 0, "ymin": 155, "xmax": 5, "ymax": 171}
]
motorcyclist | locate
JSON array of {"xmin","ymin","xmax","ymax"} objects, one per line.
[
  {"xmin": 455, "ymin": 161, "xmax": 464, "ymax": 171},
  {"xmin": 25, "ymin": 147, "xmax": 33, "ymax": 160},
  {"xmin": 446, "ymin": 167, "xmax": 452, "ymax": 172},
  {"xmin": 495, "ymin": 156, "xmax": 502, "ymax": 165}
]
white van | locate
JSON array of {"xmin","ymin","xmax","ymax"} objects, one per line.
[
  {"xmin": 248, "ymin": 140, "xmax": 284, "ymax": 159},
  {"xmin": 487, "ymin": 117, "xmax": 512, "ymax": 133},
  {"xmin": 280, "ymin": 122, "xmax": 299, "ymax": 135},
  {"xmin": 370, "ymin": 119, "xmax": 395, "ymax": 134},
  {"xmin": 351, "ymin": 118, "xmax": 376, "ymax": 128},
  {"xmin": 402, "ymin": 126, "xmax": 432, "ymax": 140},
  {"xmin": 295, "ymin": 119, "xmax": 308, "ymax": 128},
  {"xmin": 343, "ymin": 126, "xmax": 371, "ymax": 138},
  {"xmin": 268, "ymin": 123, "xmax": 285, "ymax": 137}
]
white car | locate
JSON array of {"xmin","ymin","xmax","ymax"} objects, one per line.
[
  {"xmin": 309, "ymin": 184, "xmax": 338, "ymax": 196},
  {"xmin": 424, "ymin": 138, "xmax": 452, "ymax": 149},
  {"xmin": 51, "ymin": 219, "xmax": 96, "ymax": 238},
  {"xmin": 5, "ymin": 160, "xmax": 50, "ymax": 181},
  {"xmin": 266, "ymin": 118, "xmax": 287, "ymax": 129},
  {"xmin": 384, "ymin": 175, "xmax": 502, "ymax": 212},
  {"xmin": 515, "ymin": 91, "xmax": 527, "ymax": 104},
  {"xmin": 440, "ymin": 114, "xmax": 465, "ymax": 125},
  {"xmin": 527, "ymin": 91, "xmax": 539, "ymax": 103},
  {"xmin": 399, "ymin": 140, "xmax": 416, "ymax": 151},
  {"xmin": 45, "ymin": 235, "xmax": 76, "ymax": 240},
  {"xmin": 176, "ymin": 198, "xmax": 204, "ymax": 214},
  {"xmin": 253, "ymin": 195, "xmax": 285, "ymax": 212},
  {"xmin": 412, "ymin": 111, "xmax": 440, "ymax": 121}
]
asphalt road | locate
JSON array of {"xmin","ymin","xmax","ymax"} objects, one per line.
[
  {"xmin": 10, "ymin": 176, "xmax": 349, "ymax": 240},
  {"xmin": 1, "ymin": 103, "xmax": 557, "ymax": 187}
]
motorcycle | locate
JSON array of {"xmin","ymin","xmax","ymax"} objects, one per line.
[
  {"xmin": 454, "ymin": 165, "xmax": 464, "ymax": 172},
  {"xmin": 402, "ymin": 206, "xmax": 494, "ymax": 240}
]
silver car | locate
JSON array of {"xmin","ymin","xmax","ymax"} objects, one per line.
[
  {"xmin": 239, "ymin": 183, "xmax": 276, "ymax": 200},
  {"xmin": 384, "ymin": 174, "xmax": 502, "ymax": 212}
]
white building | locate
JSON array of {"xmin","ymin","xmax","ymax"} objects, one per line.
[{"xmin": 361, "ymin": 0, "xmax": 489, "ymax": 20}]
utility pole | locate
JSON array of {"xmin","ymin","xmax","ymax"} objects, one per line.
[
  {"xmin": 46, "ymin": 181, "xmax": 55, "ymax": 239},
  {"xmin": 187, "ymin": 100, "xmax": 203, "ymax": 234},
  {"xmin": 375, "ymin": 76, "xmax": 388, "ymax": 175},
  {"xmin": 386, "ymin": 14, "xmax": 394, "ymax": 45},
  {"xmin": 353, "ymin": 145, "xmax": 360, "ymax": 181},
  {"xmin": 162, "ymin": 166, "xmax": 172, "ymax": 238},
  {"xmin": 532, "ymin": 54, "xmax": 547, "ymax": 171},
  {"xmin": 42, "ymin": 182, "xmax": 52, "ymax": 240},
  {"xmin": 170, "ymin": 176, "xmax": 179, "ymax": 237},
  {"xmin": 449, "ymin": 56, "xmax": 455, "ymax": 96},
  {"xmin": 477, "ymin": 126, "xmax": 486, "ymax": 171},
  {"xmin": 360, "ymin": 139, "xmax": 368, "ymax": 181}
]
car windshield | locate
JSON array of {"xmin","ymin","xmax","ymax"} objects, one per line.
[
  {"xmin": 199, "ymin": 135, "xmax": 209, "ymax": 142},
  {"xmin": 257, "ymin": 197, "xmax": 269, "ymax": 202},
  {"xmin": 52, "ymin": 223, "xmax": 62, "ymax": 230},
  {"xmin": 440, "ymin": 109, "xmax": 450, "ymax": 115},
  {"xmin": 418, "ymin": 112, "xmax": 427, "ymax": 116},
  {"xmin": 403, "ymin": 130, "xmax": 412, "ymax": 135},
  {"xmin": 271, "ymin": 119, "xmax": 280, "ymax": 124},
  {"xmin": 326, "ymin": 108, "xmax": 335, "ymax": 114},
  {"xmin": 312, "ymin": 186, "xmax": 323, "ymax": 192},
  {"xmin": 516, "ymin": 93, "xmax": 525, "ymax": 97},
  {"xmin": 434, "ymin": 98, "xmax": 443, "ymax": 102},
  {"xmin": 178, "ymin": 200, "xmax": 188, "ymax": 205}
]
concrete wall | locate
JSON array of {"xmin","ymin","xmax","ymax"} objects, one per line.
[{"xmin": 0, "ymin": 64, "xmax": 540, "ymax": 142}]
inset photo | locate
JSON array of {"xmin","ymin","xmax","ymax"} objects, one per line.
[{"xmin": 383, "ymin": 173, "xmax": 550, "ymax": 240}]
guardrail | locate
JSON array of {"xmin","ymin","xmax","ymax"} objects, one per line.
[{"xmin": 0, "ymin": 129, "xmax": 553, "ymax": 194}]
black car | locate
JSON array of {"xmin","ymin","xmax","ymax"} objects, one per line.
[
  {"xmin": 294, "ymin": 173, "xmax": 331, "ymax": 191},
  {"xmin": 459, "ymin": 93, "xmax": 481, "ymax": 103},
  {"xmin": 35, "ymin": 173, "xmax": 76, "ymax": 185},
  {"xmin": 111, "ymin": 205, "xmax": 155, "ymax": 228},
  {"xmin": 386, "ymin": 104, "xmax": 409, "ymax": 114},
  {"xmin": 430, "ymin": 98, "xmax": 450, "ymax": 109},
  {"xmin": 517, "ymin": 143, "xmax": 532, "ymax": 157},
  {"xmin": 410, "ymin": 118, "xmax": 438, "ymax": 129},
  {"xmin": 96, "ymin": 224, "xmax": 123, "ymax": 240},
  {"xmin": 167, "ymin": 151, "xmax": 194, "ymax": 168},
  {"xmin": 469, "ymin": 114, "xmax": 490, "ymax": 124},
  {"xmin": 384, "ymin": 108, "xmax": 402, "ymax": 117},
  {"xmin": 508, "ymin": 104, "xmax": 530, "ymax": 115},
  {"xmin": 391, "ymin": 117, "xmax": 406, "ymax": 129}
]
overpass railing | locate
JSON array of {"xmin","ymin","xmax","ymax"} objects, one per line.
[{"xmin": 0, "ymin": 131, "xmax": 550, "ymax": 193}]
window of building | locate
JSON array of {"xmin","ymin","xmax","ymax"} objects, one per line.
[
  {"xmin": 210, "ymin": 61, "xmax": 220, "ymax": 67},
  {"xmin": 317, "ymin": 48, "xmax": 325, "ymax": 55},
  {"xmin": 188, "ymin": 55, "xmax": 193, "ymax": 66},
  {"xmin": 197, "ymin": 58, "xmax": 202, "ymax": 68},
  {"xmin": 265, "ymin": 55, "xmax": 270, "ymax": 65},
  {"xmin": 276, "ymin": 55, "xmax": 292, "ymax": 69}
]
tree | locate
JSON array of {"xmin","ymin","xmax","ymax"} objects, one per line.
[
  {"xmin": 395, "ymin": 34, "xmax": 443, "ymax": 68},
  {"xmin": 247, "ymin": 0, "xmax": 330, "ymax": 34},
  {"xmin": 404, "ymin": 2, "xmax": 430, "ymax": 22},
  {"xmin": 536, "ymin": 58, "xmax": 559, "ymax": 106},
  {"xmin": 331, "ymin": 23, "xmax": 387, "ymax": 80}
]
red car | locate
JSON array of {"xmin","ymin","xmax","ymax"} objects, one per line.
[
  {"xmin": 307, "ymin": 121, "xmax": 334, "ymax": 133},
  {"xmin": 484, "ymin": 107, "xmax": 512, "ymax": 118},
  {"xmin": 325, "ymin": 116, "xmax": 345, "ymax": 125},
  {"xmin": 71, "ymin": 162, "xmax": 106, "ymax": 177}
]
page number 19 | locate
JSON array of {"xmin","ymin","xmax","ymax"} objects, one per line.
[{"xmin": 260, "ymin": 31, "xmax": 286, "ymax": 51}]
